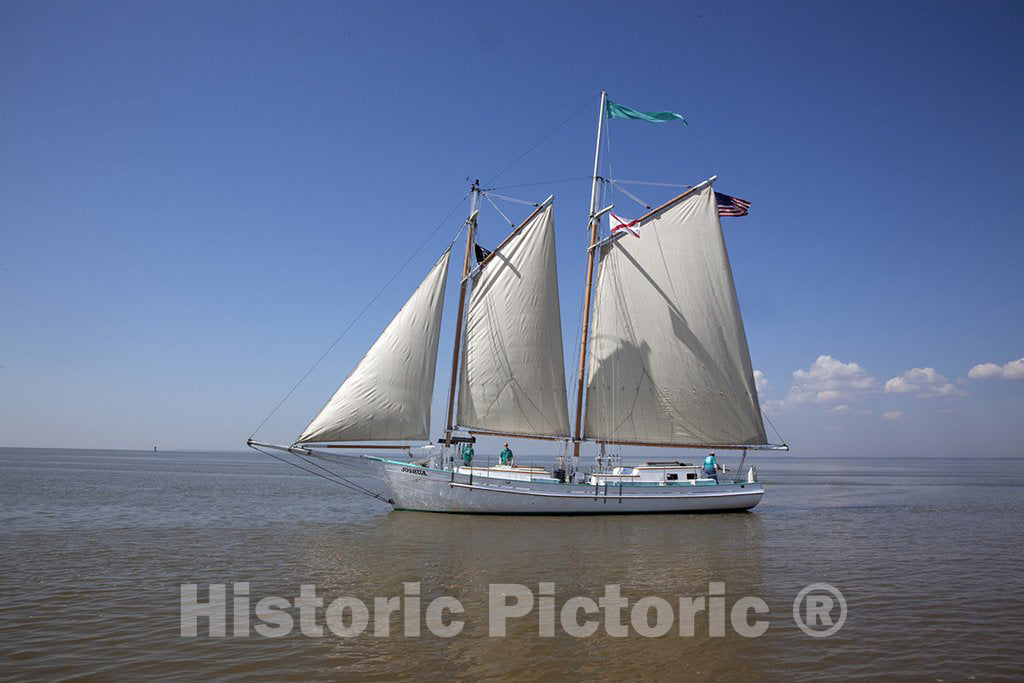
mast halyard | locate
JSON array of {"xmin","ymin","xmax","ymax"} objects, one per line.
[
  {"xmin": 572, "ymin": 90, "xmax": 607, "ymax": 458},
  {"xmin": 443, "ymin": 180, "xmax": 480, "ymax": 447}
]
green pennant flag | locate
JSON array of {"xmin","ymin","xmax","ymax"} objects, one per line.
[{"xmin": 606, "ymin": 98, "xmax": 687, "ymax": 124}]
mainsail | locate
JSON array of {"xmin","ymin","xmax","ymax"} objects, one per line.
[
  {"xmin": 457, "ymin": 201, "xmax": 571, "ymax": 438},
  {"xmin": 583, "ymin": 182, "xmax": 767, "ymax": 447},
  {"xmin": 297, "ymin": 250, "xmax": 451, "ymax": 443}
]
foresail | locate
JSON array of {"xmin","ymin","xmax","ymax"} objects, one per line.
[
  {"xmin": 457, "ymin": 203, "xmax": 571, "ymax": 438},
  {"xmin": 297, "ymin": 251, "xmax": 451, "ymax": 443},
  {"xmin": 583, "ymin": 183, "xmax": 767, "ymax": 446}
]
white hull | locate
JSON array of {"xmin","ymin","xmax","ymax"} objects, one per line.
[{"xmin": 372, "ymin": 458, "xmax": 764, "ymax": 515}]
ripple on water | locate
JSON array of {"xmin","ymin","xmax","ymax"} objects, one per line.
[{"xmin": 0, "ymin": 448, "xmax": 1022, "ymax": 680}]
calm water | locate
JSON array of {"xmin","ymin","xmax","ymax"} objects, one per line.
[{"xmin": 1, "ymin": 447, "xmax": 1021, "ymax": 680}]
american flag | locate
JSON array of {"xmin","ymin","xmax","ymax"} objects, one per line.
[{"xmin": 715, "ymin": 192, "xmax": 751, "ymax": 217}]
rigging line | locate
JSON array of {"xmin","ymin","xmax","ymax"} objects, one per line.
[
  {"xmin": 485, "ymin": 176, "xmax": 591, "ymax": 191},
  {"xmin": 288, "ymin": 448, "xmax": 391, "ymax": 499},
  {"xmin": 310, "ymin": 451, "xmax": 391, "ymax": 482},
  {"xmin": 280, "ymin": 443, "xmax": 382, "ymax": 490},
  {"xmin": 484, "ymin": 92, "xmax": 600, "ymax": 186},
  {"xmin": 482, "ymin": 192, "xmax": 516, "ymax": 229},
  {"xmin": 603, "ymin": 107, "xmax": 613, "ymax": 225},
  {"xmin": 762, "ymin": 411, "xmax": 787, "ymax": 448},
  {"xmin": 483, "ymin": 192, "xmax": 540, "ymax": 207},
  {"xmin": 291, "ymin": 446, "xmax": 393, "ymax": 499},
  {"xmin": 611, "ymin": 179, "xmax": 692, "ymax": 189},
  {"xmin": 250, "ymin": 445, "xmax": 390, "ymax": 502},
  {"xmin": 249, "ymin": 191, "xmax": 470, "ymax": 440},
  {"xmin": 610, "ymin": 182, "xmax": 652, "ymax": 211}
]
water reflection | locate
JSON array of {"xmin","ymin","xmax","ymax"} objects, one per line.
[{"xmin": 294, "ymin": 509, "xmax": 769, "ymax": 679}]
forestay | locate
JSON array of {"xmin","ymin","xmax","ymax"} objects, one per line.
[
  {"xmin": 583, "ymin": 183, "xmax": 767, "ymax": 446},
  {"xmin": 297, "ymin": 251, "xmax": 451, "ymax": 443},
  {"xmin": 457, "ymin": 203, "xmax": 571, "ymax": 438}
]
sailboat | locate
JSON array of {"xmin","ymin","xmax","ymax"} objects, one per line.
[{"xmin": 249, "ymin": 92, "xmax": 787, "ymax": 514}]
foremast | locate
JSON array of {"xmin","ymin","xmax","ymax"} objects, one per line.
[
  {"xmin": 443, "ymin": 179, "xmax": 569, "ymax": 449},
  {"xmin": 443, "ymin": 180, "xmax": 481, "ymax": 447}
]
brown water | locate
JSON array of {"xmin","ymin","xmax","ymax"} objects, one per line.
[{"xmin": 1, "ymin": 448, "xmax": 1021, "ymax": 680}]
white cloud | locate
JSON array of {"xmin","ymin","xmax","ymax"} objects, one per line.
[
  {"xmin": 780, "ymin": 355, "xmax": 878, "ymax": 407},
  {"xmin": 884, "ymin": 367, "xmax": 964, "ymax": 398},
  {"xmin": 828, "ymin": 404, "xmax": 871, "ymax": 416},
  {"xmin": 999, "ymin": 358, "xmax": 1023, "ymax": 379},
  {"xmin": 753, "ymin": 370, "xmax": 769, "ymax": 394},
  {"xmin": 882, "ymin": 411, "xmax": 905, "ymax": 421},
  {"xmin": 968, "ymin": 358, "xmax": 1024, "ymax": 380},
  {"xmin": 968, "ymin": 363, "xmax": 1002, "ymax": 379}
]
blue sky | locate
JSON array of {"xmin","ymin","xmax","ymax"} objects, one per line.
[{"xmin": 2, "ymin": 0, "xmax": 1022, "ymax": 456}]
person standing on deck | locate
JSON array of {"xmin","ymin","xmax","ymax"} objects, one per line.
[
  {"xmin": 499, "ymin": 442, "xmax": 514, "ymax": 466},
  {"xmin": 703, "ymin": 452, "xmax": 719, "ymax": 482},
  {"xmin": 461, "ymin": 443, "xmax": 474, "ymax": 467}
]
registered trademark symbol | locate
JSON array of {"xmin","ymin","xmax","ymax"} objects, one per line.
[{"xmin": 792, "ymin": 583, "xmax": 847, "ymax": 638}]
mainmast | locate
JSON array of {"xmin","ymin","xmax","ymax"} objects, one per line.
[
  {"xmin": 443, "ymin": 180, "xmax": 480, "ymax": 447},
  {"xmin": 571, "ymin": 91, "xmax": 607, "ymax": 458}
]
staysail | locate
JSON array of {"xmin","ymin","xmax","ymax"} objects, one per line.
[
  {"xmin": 457, "ymin": 201, "xmax": 571, "ymax": 438},
  {"xmin": 297, "ymin": 250, "xmax": 451, "ymax": 443},
  {"xmin": 583, "ymin": 181, "xmax": 767, "ymax": 446}
]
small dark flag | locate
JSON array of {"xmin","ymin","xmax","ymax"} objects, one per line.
[
  {"xmin": 474, "ymin": 243, "xmax": 492, "ymax": 264},
  {"xmin": 715, "ymin": 192, "xmax": 751, "ymax": 217}
]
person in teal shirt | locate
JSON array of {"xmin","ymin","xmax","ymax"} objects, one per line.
[
  {"xmin": 461, "ymin": 443, "xmax": 474, "ymax": 466},
  {"xmin": 703, "ymin": 452, "xmax": 719, "ymax": 481},
  {"xmin": 499, "ymin": 442, "xmax": 514, "ymax": 466}
]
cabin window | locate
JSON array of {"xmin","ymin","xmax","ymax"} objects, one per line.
[
  {"xmin": 666, "ymin": 473, "xmax": 678, "ymax": 481},
  {"xmin": 686, "ymin": 472, "xmax": 698, "ymax": 480}
]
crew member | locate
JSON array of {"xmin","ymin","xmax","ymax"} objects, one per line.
[
  {"xmin": 461, "ymin": 443, "xmax": 474, "ymax": 467},
  {"xmin": 499, "ymin": 442, "xmax": 514, "ymax": 466},
  {"xmin": 703, "ymin": 452, "xmax": 719, "ymax": 482}
]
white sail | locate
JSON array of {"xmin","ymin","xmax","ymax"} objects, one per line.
[
  {"xmin": 297, "ymin": 251, "xmax": 451, "ymax": 443},
  {"xmin": 583, "ymin": 182, "xmax": 767, "ymax": 446},
  {"xmin": 457, "ymin": 202, "xmax": 571, "ymax": 438}
]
